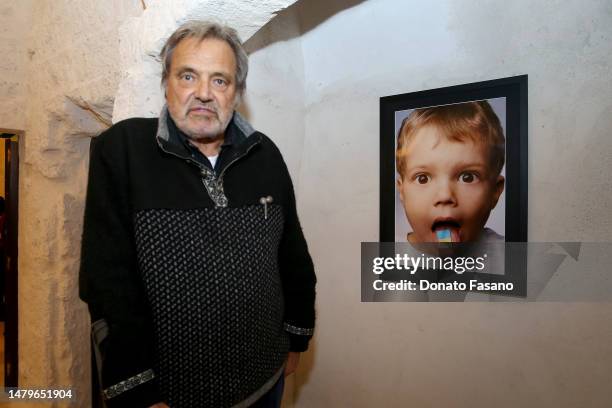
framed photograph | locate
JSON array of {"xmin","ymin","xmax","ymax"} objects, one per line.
[{"xmin": 380, "ymin": 75, "xmax": 528, "ymax": 244}]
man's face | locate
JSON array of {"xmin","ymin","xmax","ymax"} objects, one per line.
[
  {"xmin": 166, "ymin": 37, "xmax": 238, "ymax": 140},
  {"xmin": 397, "ymin": 125, "xmax": 504, "ymax": 243}
]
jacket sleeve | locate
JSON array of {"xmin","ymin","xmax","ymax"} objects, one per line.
[
  {"xmin": 79, "ymin": 129, "xmax": 162, "ymax": 407},
  {"xmin": 276, "ymin": 148, "xmax": 317, "ymax": 352}
]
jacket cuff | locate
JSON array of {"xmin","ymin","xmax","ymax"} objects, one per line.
[
  {"xmin": 284, "ymin": 322, "xmax": 314, "ymax": 352},
  {"xmin": 104, "ymin": 369, "xmax": 162, "ymax": 408}
]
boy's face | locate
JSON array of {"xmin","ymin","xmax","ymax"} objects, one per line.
[{"xmin": 397, "ymin": 125, "xmax": 504, "ymax": 243}]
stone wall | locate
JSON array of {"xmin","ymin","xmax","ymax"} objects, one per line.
[
  {"xmin": 1, "ymin": 1, "xmax": 140, "ymax": 406},
  {"xmin": 0, "ymin": 0, "xmax": 33, "ymax": 130}
]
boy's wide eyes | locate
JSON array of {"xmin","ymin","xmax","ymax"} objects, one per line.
[
  {"xmin": 459, "ymin": 172, "xmax": 479, "ymax": 183},
  {"xmin": 415, "ymin": 174, "xmax": 430, "ymax": 184},
  {"xmin": 409, "ymin": 172, "xmax": 480, "ymax": 184}
]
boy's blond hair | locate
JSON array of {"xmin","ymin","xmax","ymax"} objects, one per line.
[{"xmin": 396, "ymin": 100, "xmax": 505, "ymax": 179}]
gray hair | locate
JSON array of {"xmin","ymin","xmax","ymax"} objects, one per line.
[{"xmin": 160, "ymin": 20, "xmax": 248, "ymax": 94}]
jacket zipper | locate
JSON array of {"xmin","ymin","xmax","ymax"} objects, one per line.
[{"xmin": 156, "ymin": 138, "xmax": 260, "ymax": 180}]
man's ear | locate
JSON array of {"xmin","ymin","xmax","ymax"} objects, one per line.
[
  {"xmin": 233, "ymin": 90, "xmax": 243, "ymax": 109},
  {"xmin": 491, "ymin": 175, "xmax": 505, "ymax": 208}
]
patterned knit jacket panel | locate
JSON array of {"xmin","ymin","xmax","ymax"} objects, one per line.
[{"xmin": 134, "ymin": 205, "xmax": 289, "ymax": 408}]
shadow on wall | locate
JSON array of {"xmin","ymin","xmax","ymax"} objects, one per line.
[{"xmin": 244, "ymin": 0, "xmax": 367, "ymax": 53}]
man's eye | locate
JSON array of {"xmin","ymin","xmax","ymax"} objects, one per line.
[
  {"xmin": 459, "ymin": 172, "xmax": 478, "ymax": 183},
  {"xmin": 181, "ymin": 73, "xmax": 194, "ymax": 81},
  {"xmin": 213, "ymin": 78, "xmax": 227, "ymax": 86},
  {"xmin": 415, "ymin": 174, "xmax": 430, "ymax": 184}
]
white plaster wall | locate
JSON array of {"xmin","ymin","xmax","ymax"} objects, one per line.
[
  {"xmin": 243, "ymin": 7, "xmax": 306, "ymax": 184},
  {"xmin": 284, "ymin": 0, "xmax": 612, "ymax": 407}
]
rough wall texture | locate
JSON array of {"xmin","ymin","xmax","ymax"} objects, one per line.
[
  {"xmin": 0, "ymin": 0, "xmax": 33, "ymax": 130},
  {"xmin": 4, "ymin": 1, "xmax": 141, "ymax": 406}
]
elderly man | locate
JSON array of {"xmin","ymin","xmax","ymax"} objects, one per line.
[{"xmin": 79, "ymin": 21, "xmax": 316, "ymax": 408}]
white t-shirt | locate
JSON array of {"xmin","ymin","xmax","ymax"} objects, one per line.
[{"xmin": 207, "ymin": 154, "xmax": 219, "ymax": 168}]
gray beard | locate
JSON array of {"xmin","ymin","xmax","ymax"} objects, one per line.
[{"xmin": 184, "ymin": 114, "xmax": 233, "ymax": 142}]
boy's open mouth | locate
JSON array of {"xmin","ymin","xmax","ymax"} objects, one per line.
[{"xmin": 431, "ymin": 219, "xmax": 461, "ymax": 242}]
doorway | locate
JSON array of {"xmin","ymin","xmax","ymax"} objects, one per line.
[{"xmin": 0, "ymin": 129, "xmax": 20, "ymax": 387}]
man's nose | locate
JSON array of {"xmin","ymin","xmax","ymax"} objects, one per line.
[
  {"xmin": 195, "ymin": 79, "xmax": 212, "ymax": 101},
  {"xmin": 434, "ymin": 180, "xmax": 457, "ymax": 206}
]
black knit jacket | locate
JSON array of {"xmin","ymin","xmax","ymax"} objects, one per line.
[{"xmin": 79, "ymin": 109, "xmax": 316, "ymax": 408}]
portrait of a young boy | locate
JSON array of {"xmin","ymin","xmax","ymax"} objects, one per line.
[{"xmin": 395, "ymin": 100, "xmax": 506, "ymax": 243}]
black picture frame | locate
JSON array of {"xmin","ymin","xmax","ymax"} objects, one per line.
[{"xmin": 380, "ymin": 75, "xmax": 528, "ymax": 243}]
